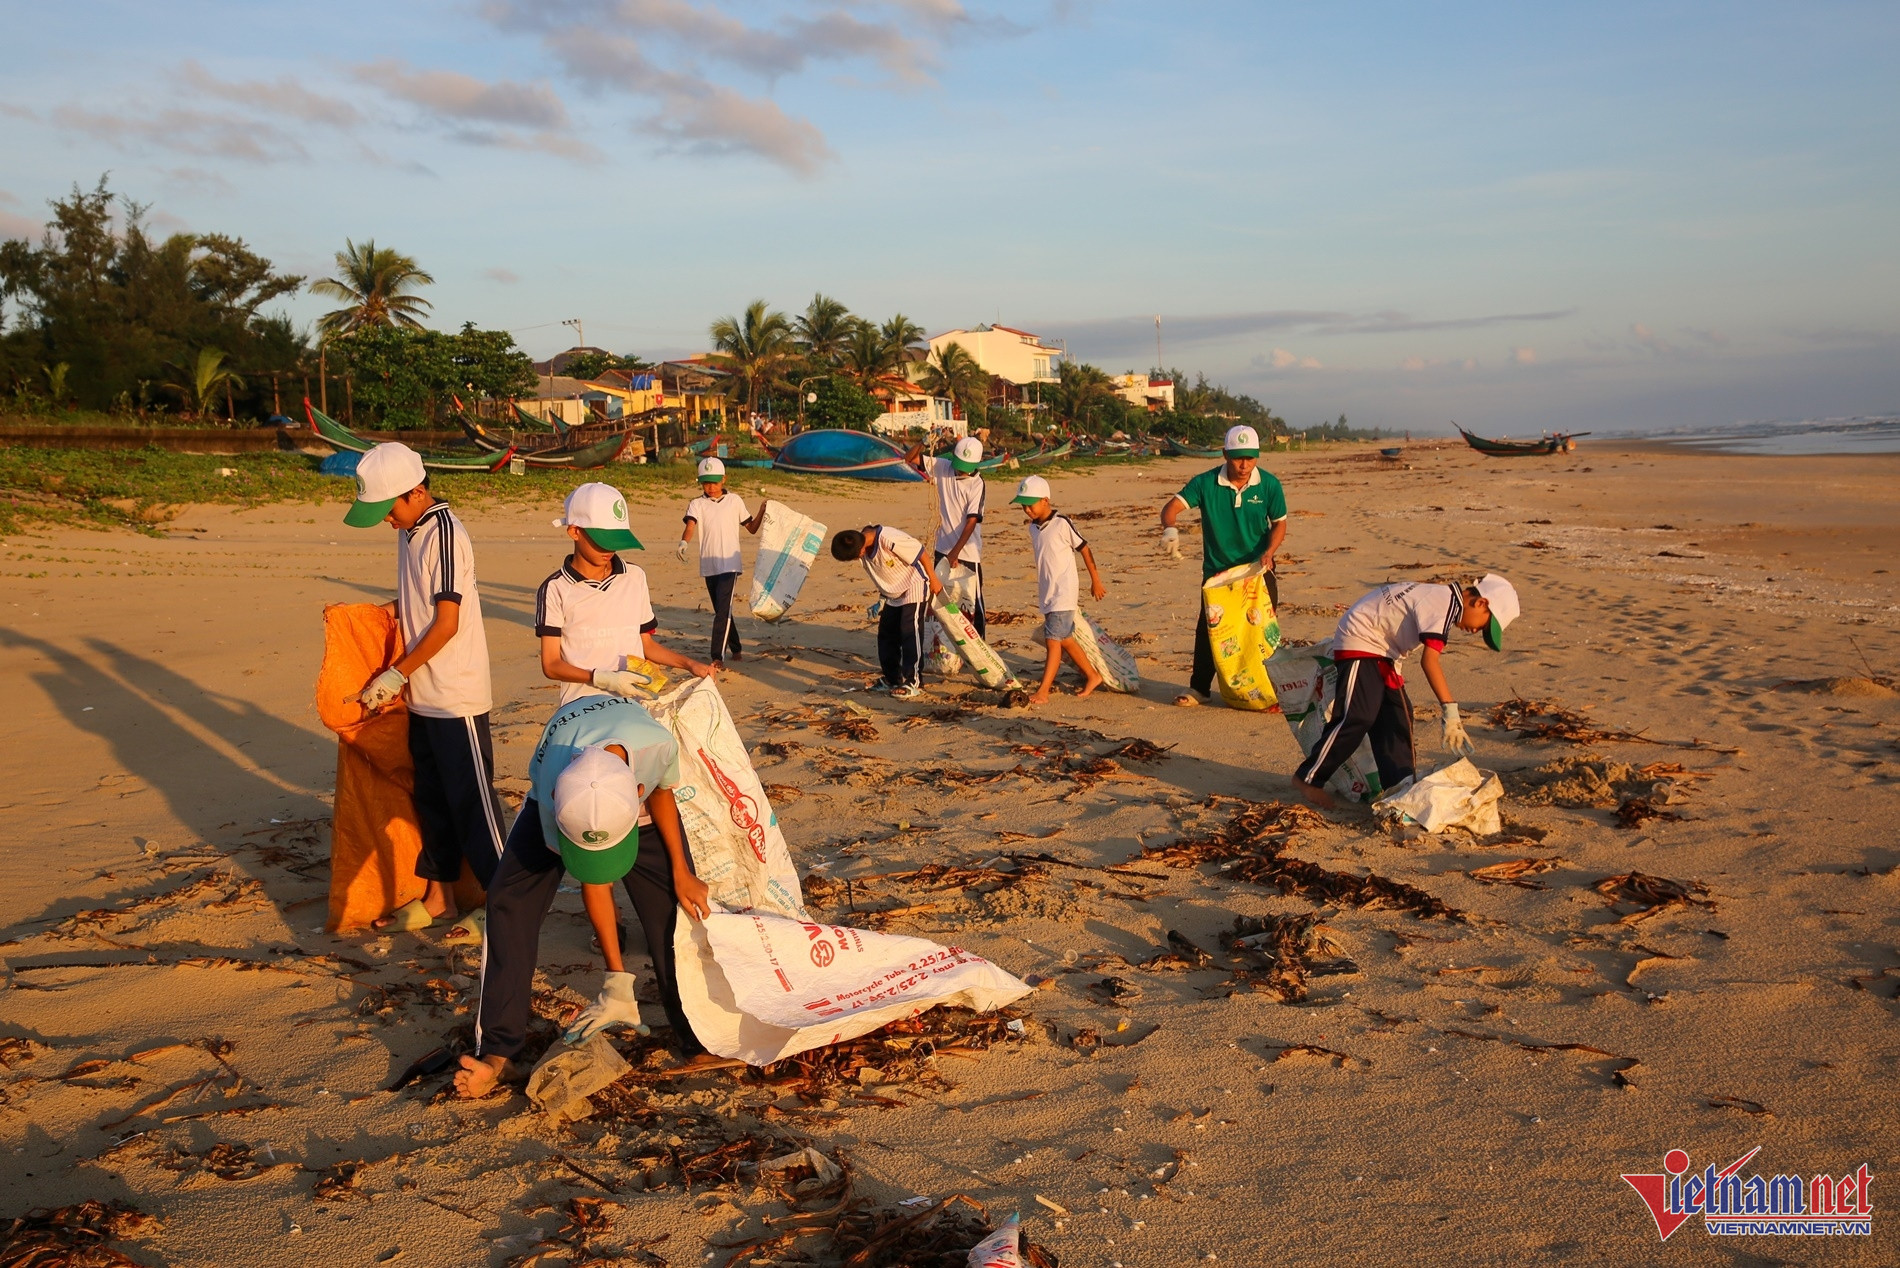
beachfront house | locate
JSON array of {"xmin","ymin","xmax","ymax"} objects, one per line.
[
  {"xmin": 1110, "ymin": 373, "xmax": 1176, "ymax": 413},
  {"xmin": 867, "ymin": 375, "xmax": 963, "ymax": 438},
  {"xmin": 926, "ymin": 324, "xmax": 1063, "ymax": 412}
]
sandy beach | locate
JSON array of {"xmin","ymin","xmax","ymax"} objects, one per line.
[{"xmin": 2, "ymin": 442, "xmax": 1895, "ymax": 1265}]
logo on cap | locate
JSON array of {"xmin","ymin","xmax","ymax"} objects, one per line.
[
  {"xmin": 613, "ymin": 500, "xmax": 626, "ymax": 520},
  {"xmin": 582, "ymin": 829, "xmax": 610, "ymax": 843}
]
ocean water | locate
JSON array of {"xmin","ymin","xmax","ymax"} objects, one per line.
[{"xmin": 1644, "ymin": 416, "xmax": 1900, "ymax": 456}]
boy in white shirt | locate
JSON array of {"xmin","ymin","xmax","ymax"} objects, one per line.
[
  {"xmin": 345, "ymin": 442, "xmax": 505, "ymax": 930},
  {"xmin": 828, "ymin": 524, "xmax": 945, "ymax": 700},
  {"xmin": 1293, "ymin": 574, "xmax": 1521, "ymax": 809},
  {"xmin": 920, "ymin": 436, "xmax": 990, "ymax": 636},
  {"xmin": 677, "ymin": 458, "xmax": 762, "ymax": 668},
  {"xmin": 536, "ymin": 482, "xmax": 715, "ymax": 703},
  {"xmin": 1012, "ymin": 474, "xmax": 1106, "ymax": 706}
]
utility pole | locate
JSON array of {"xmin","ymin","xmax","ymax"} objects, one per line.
[{"xmin": 1155, "ymin": 315, "xmax": 1162, "ymax": 371}]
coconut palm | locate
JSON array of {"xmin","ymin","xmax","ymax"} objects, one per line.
[
  {"xmin": 708, "ymin": 300, "xmax": 796, "ymax": 425},
  {"xmin": 919, "ymin": 340, "xmax": 989, "ymax": 424},
  {"xmin": 793, "ymin": 293, "xmax": 856, "ymax": 367},
  {"xmin": 310, "ymin": 239, "xmax": 435, "ymax": 335},
  {"xmin": 840, "ymin": 322, "xmax": 896, "ymax": 393},
  {"xmin": 879, "ymin": 313, "xmax": 927, "ymax": 369},
  {"xmin": 167, "ymin": 347, "xmax": 245, "ymax": 421}
]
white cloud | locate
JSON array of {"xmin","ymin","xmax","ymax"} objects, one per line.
[
  {"xmin": 1510, "ymin": 346, "xmax": 1537, "ymax": 365},
  {"xmin": 0, "ymin": 192, "xmax": 41, "ymax": 239},
  {"xmin": 1266, "ymin": 347, "xmax": 1322, "ymax": 370},
  {"xmin": 48, "ymin": 103, "xmax": 308, "ymax": 163},
  {"xmin": 483, "ymin": 266, "xmax": 522, "ymax": 284},
  {"xmin": 180, "ymin": 60, "xmax": 360, "ymax": 128},
  {"xmin": 351, "ymin": 60, "xmax": 571, "ymax": 130}
]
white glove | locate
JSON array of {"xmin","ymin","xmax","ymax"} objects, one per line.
[
  {"xmin": 563, "ymin": 970, "xmax": 648, "ymax": 1045},
  {"xmin": 675, "ymin": 539, "xmax": 690, "ymax": 564},
  {"xmin": 356, "ymin": 667, "xmax": 406, "ymax": 712},
  {"xmin": 1440, "ymin": 702, "xmax": 1474, "ymax": 756},
  {"xmin": 1160, "ymin": 526, "xmax": 1181, "ymax": 559},
  {"xmin": 592, "ymin": 666, "xmax": 658, "ymax": 697}
]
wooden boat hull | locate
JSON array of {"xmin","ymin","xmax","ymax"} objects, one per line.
[
  {"xmin": 1164, "ymin": 436, "xmax": 1224, "ymax": 459},
  {"xmin": 771, "ymin": 429, "xmax": 924, "ymax": 482},
  {"xmin": 1020, "ymin": 440, "xmax": 1073, "ymax": 466},
  {"xmin": 1457, "ymin": 426, "xmax": 1562, "ymax": 457},
  {"xmin": 307, "ymin": 401, "xmax": 513, "ymax": 472}
]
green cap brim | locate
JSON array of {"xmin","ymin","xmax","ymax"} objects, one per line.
[
  {"xmin": 1224, "ymin": 448, "xmax": 1260, "ymax": 459},
  {"xmin": 344, "ymin": 496, "xmax": 397, "ymax": 528},
  {"xmin": 698, "ymin": 474, "xmax": 724, "ymax": 483},
  {"xmin": 581, "ymin": 527, "xmax": 643, "ymax": 551},
  {"xmin": 1484, "ymin": 614, "xmax": 1504, "ymax": 652},
  {"xmin": 951, "ymin": 458, "xmax": 980, "ymax": 473},
  {"xmin": 559, "ymin": 830, "xmax": 639, "ymax": 884},
  {"xmin": 1012, "ymin": 494, "xmax": 1043, "ymax": 506}
]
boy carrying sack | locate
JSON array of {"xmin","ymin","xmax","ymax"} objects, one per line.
[
  {"xmin": 1013, "ymin": 474, "xmax": 1107, "ymax": 707},
  {"xmin": 1293, "ymin": 574, "xmax": 1521, "ymax": 809},
  {"xmin": 344, "ymin": 442, "xmax": 505, "ymax": 935},
  {"xmin": 677, "ymin": 458, "xmax": 763, "ymax": 668}
]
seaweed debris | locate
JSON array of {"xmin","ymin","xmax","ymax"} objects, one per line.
[
  {"xmin": 1143, "ymin": 799, "xmax": 1463, "ymax": 920},
  {"xmin": 1488, "ymin": 697, "xmax": 1739, "ymax": 753},
  {"xmin": 1221, "ymin": 913, "xmax": 1355, "ymax": 1002},
  {"xmin": 0, "ymin": 1200, "xmax": 161, "ymax": 1267},
  {"xmin": 1594, "ymin": 872, "xmax": 1714, "ymax": 923}
]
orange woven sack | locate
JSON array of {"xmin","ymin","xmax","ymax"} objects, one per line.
[{"xmin": 315, "ymin": 604, "xmax": 482, "ymax": 931}]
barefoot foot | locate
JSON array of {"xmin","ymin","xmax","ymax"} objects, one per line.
[
  {"xmin": 453, "ymin": 1054, "xmax": 510, "ymax": 1099},
  {"xmin": 1294, "ymin": 780, "xmax": 1337, "ymax": 810},
  {"xmin": 1076, "ymin": 675, "xmax": 1104, "ymax": 698}
]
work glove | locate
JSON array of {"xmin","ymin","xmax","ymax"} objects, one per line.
[
  {"xmin": 1160, "ymin": 526, "xmax": 1181, "ymax": 559},
  {"xmin": 592, "ymin": 665, "xmax": 660, "ymax": 697},
  {"xmin": 356, "ymin": 667, "xmax": 407, "ymax": 713},
  {"xmin": 675, "ymin": 539, "xmax": 690, "ymax": 564},
  {"xmin": 563, "ymin": 971, "xmax": 648, "ymax": 1045},
  {"xmin": 1440, "ymin": 702, "xmax": 1474, "ymax": 756}
]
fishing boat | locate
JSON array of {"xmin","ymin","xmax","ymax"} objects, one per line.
[
  {"xmin": 1164, "ymin": 436, "xmax": 1224, "ymax": 459},
  {"xmin": 307, "ymin": 401, "xmax": 514, "ymax": 473},
  {"xmin": 1020, "ymin": 439, "xmax": 1074, "ymax": 466},
  {"xmin": 457, "ymin": 409, "xmax": 569, "ymax": 456},
  {"xmin": 1456, "ymin": 425, "xmax": 1590, "ymax": 457},
  {"xmin": 516, "ymin": 431, "xmax": 628, "ymax": 469},
  {"xmin": 513, "ymin": 403, "xmax": 568, "ymax": 436},
  {"xmin": 1380, "ymin": 446, "xmax": 1404, "ymax": 460},
  {"xmin": 975, "ymin": 448, "xmax": 1015, "ymax": 471},
  {"xmin": 768, "ymin": 429, "xmax": 924, "ymax": 482}
]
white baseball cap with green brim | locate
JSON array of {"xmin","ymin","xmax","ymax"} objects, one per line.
[
  {"xmin": 1475, "ymin": 573, "xmax": 1520, "ymax": 651},
  {"xmin": 553, "ymin": 745, "xmax": 642, "ymax": 884},
  {"xmin": 951, "ymin": 436, "xmax": 984, "ymax": 473},
  {"xmin": 553, "ymin": 481, "xmax": 642, "ymax": 551},
  {"xmin": 1012, "ymin": 474, "xmax": 1052, "ymax": 505},
  {"xmin": 697, "ymin": 457, "xmax": 726, "ymax": 482},
  {"xmin": 344, "ymin": 442, "xmax": 427, "ymax": 527},
  {"xmin": 1223, "ymin": 425, "xmax": 1260, "ymax": 458}
]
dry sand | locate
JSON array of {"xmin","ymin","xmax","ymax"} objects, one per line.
[{"xmin": 1, "ymin": 441, "xmax": 1896, "ymax": 1265}]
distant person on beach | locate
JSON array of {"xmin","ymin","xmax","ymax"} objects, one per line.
[
  {"xmin": 344, "ymin": 442, "xmax": 504, "ymax": 936},
  {"xmin": 829, "ymin": 524, "xmax": 945, "ymax": 700},
  {"xmin": 676, "ymin": 458, "xmax": 763, "ymax": 668},
  {"xmin": 906, "ymin": 435, "xmax": 991, "ymax": 636},
  {"xmin": 1158, "ymin": 424, "xmax": 1289, "ymax": 706},
  {"xmin": 454, "ymin": 694, "xmax": 723, "ymax": 1098},
  {"xmin": 1293, "ymin": 575, "xmax": 1521, "ymax": 809},
  {"xmin": 1013, "ymin": 474, "xmax": 1106, "ymax": 706},
  {"xmin": 537, "ymin": 481, "xmax": 715, "ymax": 705}
]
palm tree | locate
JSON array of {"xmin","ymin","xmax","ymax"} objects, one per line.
[
  {"xmin": 793, "ymin": 293, "xmax": 856, "ymax": 367},
  {"xmin": 919, "ymin": 340, "xmax": 989, "ymax": 425},
  {"xmin": 167, "ymin": 347, "xmax": 245, "ymax": 421},
  {"xmin": 310, "ymin": 239, "xmax": 435, "ymax": 335},
  {"xmin": 840, "ymin": 322, "xmax": 896, "ymax": 393},
  {"xmin": 879, "ymin": 313, "xmax": 927, "ymax": 370},
  {"xmin": 708, "ymin": 300, "xmax": 795, "ymax": 427}
]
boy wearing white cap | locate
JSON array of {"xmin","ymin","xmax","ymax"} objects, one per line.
[
  {"xmin": 920, "ymin": 436, "xmax": 990, "ymax": 636},
  {"xmin": 678, "ymin": 458, "xmax": 763, "ymax": 668},
  {"xmin": 1293, "ymin": 574, "xmax": 1521, "ymax": 809},
  {"xmin": 827, "ymin": 524, "xmax": 945, "ymax": 700},
  {"xmin": 538, "ymin": 481, "xmax": 715, "ymax": 703},
  {"xmin": 1013, "ymin": 475, "xmax": 1107, "ymax": 706},
  {"xmin": 1158, "ymin": 424, "xmax": 1290, "ymax": 704},
  {"xmin": 344, "ymin": 442, "xmax": 505, "ymax": 929},
  {"xmin": 455, "ymin": 694, "xmax": 718, "ymax": 1098}
]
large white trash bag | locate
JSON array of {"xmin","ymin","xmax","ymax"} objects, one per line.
[
  {"xmin": 1374, "ymin": 758, "xmax": 1503, "ymax": 835},
  {"xmin": 674, "ymin": 910, "xmax": 1030, "ymax": 1066},
  {"xmin": 749, "ymin": 500, "xmax": 828, "ymax": 622},
  {"xmin": 1264, "ymin": 636, "xmax": 1383, "ymax": 803},
  {"xmin": 967, "ymin": 1213, "xmax": 1023, "ymax": 1267},
  {"xmin": 645, "ymin": 677, "xmax": 808, "ymax": 919},
  {"xmin": 925, "ymin": 563, "xmax": 980, "ymax": 677}
]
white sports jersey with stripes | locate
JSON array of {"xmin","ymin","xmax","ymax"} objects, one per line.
[
  {"xmin": 928, "ymin": 456, "xmax": 987, "ymax": 561},
  {"xmin": 397, "ymin": 502, "xmax": 492, "ymax": 718},
  {"xmin": 685, "ymin": 492, "xmax": 750, "ymax": 577},
  {"xmin": 535, "ymin": 555, "xmax": 659, "ymax": 705},
  {"xmin": 1333, "ymin": 582, "xmax": 1459, "ymax": 663}
]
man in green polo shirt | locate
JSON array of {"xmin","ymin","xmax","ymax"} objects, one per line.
[{"xmin": 1159, "ymin": 424, "xmax": 1289, "ymax": 703}]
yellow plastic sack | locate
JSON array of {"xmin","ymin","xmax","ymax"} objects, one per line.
[{"xmin": 1200, "ymin": 563, "xmax": 1283, "ymax": 710}]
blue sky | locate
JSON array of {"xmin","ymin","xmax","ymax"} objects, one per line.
[{"xmin": 2, "ymin": 0, "xmax": 1895, "ymax": 432}]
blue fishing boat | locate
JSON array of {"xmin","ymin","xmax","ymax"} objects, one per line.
[{"xmin": 769, "ymin": 429, "xmax": 925, "ymax": 482}]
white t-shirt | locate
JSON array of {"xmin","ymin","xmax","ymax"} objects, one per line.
[
  {"xmin": 535, "ymin": 556, "xmax": 658, "ymax": 705},
  {"xmin": 862, "ymin": 526, "xmax": 927, "ymax": 605},
  {"xmin": 686, "ymin": 492, "xmax": 750, "ymax": 577},
  {"xmin": 397, "ymin": 502, "xmax": 492, "ymax": 718},
  {"xmin": 529, "ymin": 694, "xmax": 681, "ymax": 835},
  {"xmin": 928, "ymin": 456, "xmax": 986, "ymax": 562},
  {"xmin": 1334, "ymin": 582, "xmax": 1459, "ymax": 662},
  {"xmin": 1027, "ymin": 513, "xmax": 1088, "ymax": 615}
]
